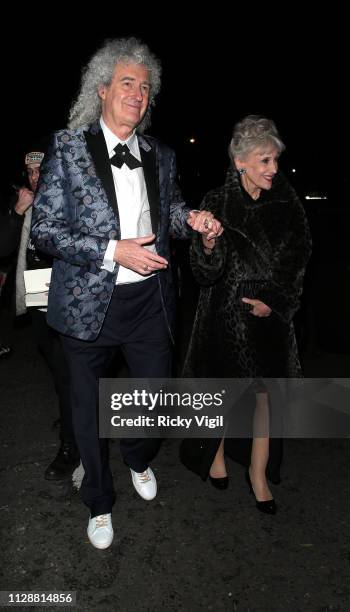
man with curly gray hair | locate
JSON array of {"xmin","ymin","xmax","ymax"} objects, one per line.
[{"xmin": 31, "ymin": 37, "xmax": 221, "ymax": 549}]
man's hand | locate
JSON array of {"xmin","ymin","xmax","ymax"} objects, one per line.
[
  {"xmin": 14, "ymin": 188, "xmax": 34, "ymax": 215},
  {"xmin": 113, "ymin": 234, "xmax": 168, "ymax": 275},
  {"xmin": 242, "ymin": 298, "xmax": 272, "ymax": 317},
  {"xmin": 187, "ymin": 210, "xmax": 223, "ymax": 240}
]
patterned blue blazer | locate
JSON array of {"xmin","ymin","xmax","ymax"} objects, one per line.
[{"xmin": 31, "ymin": 121, "xmax": 191, "ymax": 341}]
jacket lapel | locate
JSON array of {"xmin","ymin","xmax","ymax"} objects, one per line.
[
  {"xmin": 84, "ymin": 125, "xmax": 120, "ymax": 223},
  {"xmin": 139, "ymin": 136, "xmax": 159, "ymax": 235}
]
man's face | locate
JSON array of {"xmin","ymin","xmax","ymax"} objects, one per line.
[
  {"xmin": 26, "ymin": 164, "xmax": 40, "ymax": 192},
  {"xmin": 98, "ymin": 63, "xmax": 151, "ymax": 138}
]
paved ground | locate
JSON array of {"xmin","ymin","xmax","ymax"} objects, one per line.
[{"xmin": 1, "ymin": 321, "xmax": 350, "ymax": 611}]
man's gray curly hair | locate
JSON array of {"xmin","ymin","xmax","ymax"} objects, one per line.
[
  {"xmin": 229, "ymin": 115, "xmax": 285, "ymax": 161},
  {"xmin": 68, "ymin": 37, "xmax": 161, "ymax": 131}
]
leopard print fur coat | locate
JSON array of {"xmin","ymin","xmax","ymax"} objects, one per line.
[{"xmin": 183, "ymin": 166, "xmax": 312, "ymax": 378}]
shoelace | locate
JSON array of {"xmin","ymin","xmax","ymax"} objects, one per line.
[
  {"xmin": 138, "ymin": 471, "xmax": 151, "ymax": 483},
  {"xmin": 95, "ymin": 515, "xmax": 109, "ymax": 529}
]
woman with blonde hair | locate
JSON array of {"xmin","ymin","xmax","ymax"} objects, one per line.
[{"xmin": 181, "ymin": 115, "xmax": 312, "ymax": 514}]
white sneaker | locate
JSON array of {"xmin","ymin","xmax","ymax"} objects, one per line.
[
  {"xmin": 87, "ymin": 513, "xmax": 113, "ymax": 549},
  {"xmin": 130, "ymin": 467, "xmax": 157, "ymax": 500}
]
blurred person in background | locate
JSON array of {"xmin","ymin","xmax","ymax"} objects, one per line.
[{"xmin": 1, "ymin": 149, "xmax": 79, "ymax": 479}]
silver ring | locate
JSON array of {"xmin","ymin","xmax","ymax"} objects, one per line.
[
  {"xmin": 204, "ymin": 219, "xmax": 209, "ymax": 229},
  {"xmin": 144, "ymin": 265, "xmax": 149, "ymax": 271}
]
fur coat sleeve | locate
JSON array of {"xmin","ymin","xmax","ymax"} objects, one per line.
[{"xmin": 190, "ymin": 192, "xmax": 227, "ymax": 286}]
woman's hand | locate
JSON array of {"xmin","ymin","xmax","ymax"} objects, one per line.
[{"xmin": 241, "ymin": 298, "xmax": 272, "ymax": 317}]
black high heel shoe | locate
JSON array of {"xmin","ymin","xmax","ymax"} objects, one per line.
[
  {"xmin": 209, "ymin": 475, "xmax": 229, "ymax": 490},
  {"xmin": 245, "ymin": 469, "xmax": 276, "ymax": 515}
]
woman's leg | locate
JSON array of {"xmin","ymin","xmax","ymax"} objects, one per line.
[
  {"xmin": 209, "ymin": 437, "xmax": 227, "ymax": 478},
  {"xmin": 249, "ymin": 392, "xmax": 273, "ymax": 501}
]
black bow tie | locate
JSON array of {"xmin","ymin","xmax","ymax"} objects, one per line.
[{"xmin": 110, "ymin": 143, "xmax": 142, "ymax": 170}]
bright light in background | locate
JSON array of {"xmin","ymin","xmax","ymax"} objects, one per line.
[
  {"xmin": 189, "ymin": 138, "xmax": 196, "ymax": 144},
  {"xmin": 305, "ymin": 195, "xmax": 328, "ymax": 200},
  {"xmin": 292, "ymin": 168, "xmax": 296, "ymax": 173}
]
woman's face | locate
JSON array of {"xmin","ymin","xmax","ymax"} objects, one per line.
[{"xmin": 236, "ymin": 146, "xmax": 280, "ymax": 198}]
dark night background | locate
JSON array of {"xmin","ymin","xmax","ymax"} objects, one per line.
[
  {"xmin": 3, "ymin": 16, "xmax": 349, "ymax": 354},
  {"xmin": 1, "ymin": 15, "xmax": 347, "ymax": 207},
  {"xmin": 2, "ymin": 17, "xmax": 350, "ymax": 611}
]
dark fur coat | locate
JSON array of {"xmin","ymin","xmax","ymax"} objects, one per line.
[{"xmin": 183, "ymin": 166, "xmax": 312, "ymax": 378}]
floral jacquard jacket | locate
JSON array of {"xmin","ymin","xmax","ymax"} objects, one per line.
[{"xmin": 31, "ymin": 122, "xmax": 191, "ymax": 341}]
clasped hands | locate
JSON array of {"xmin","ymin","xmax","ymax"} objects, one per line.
[
  {"xmin": 186, "ymin": 210, "xmax": 223, "ymax": 240},
  {"xmin": 188, "ymin": 211, "xmax": 223, "ymax": 255},
  {"xmin": 113, "ymin": 210, "xmax": 223, "ymax": 276}
]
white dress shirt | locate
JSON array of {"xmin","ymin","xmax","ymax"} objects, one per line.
[{"xmin": 100, "ymin": 117, "xmax": 156, "ymax": 284}]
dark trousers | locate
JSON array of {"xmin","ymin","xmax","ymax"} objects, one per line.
[
  {"xmin": 31, "ymin": 309, "xmax": 75, "ymax": 446},
  {"xmin": 61, "ymin": 276, "xmax": 172, "ymax": 517}
]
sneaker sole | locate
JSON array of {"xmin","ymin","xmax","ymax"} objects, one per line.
[{"xmin": 87, "ymin": 535, "xmax": 114, "ymax": 549}]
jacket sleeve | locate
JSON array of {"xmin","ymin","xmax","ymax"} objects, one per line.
[
  {"xmin": 256, "ymin": 196, "xmax": 312, "ymax": 323},
  {"xmin": 189, "ymin": 193, "xmax": 227, "ymax": 286},
  {"xmin": 168, "ymin": 151, "xmax": 192, "ymax": 240},
  {"xmin": 31, "ymin": 133, "xmax": 110, "ymax": 271}
]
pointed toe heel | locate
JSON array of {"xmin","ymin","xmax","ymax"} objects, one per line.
[
  {"xmin": 245, "ymin": 469, "xmax": 276, "ymax": 515},
  {"xmin": 209, "ymin": 475, "xmax": 229, "ymax": 490}
]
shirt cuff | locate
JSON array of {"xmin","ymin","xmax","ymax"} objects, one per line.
[{"xmin": 101, "ymin": 239, "xmax": 117, "ymax": 272}]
